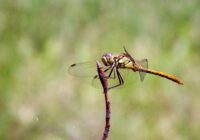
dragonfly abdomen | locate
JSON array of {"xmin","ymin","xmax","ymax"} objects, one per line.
[{"xmin": 137, "ymin": 68, "xmax": 183, "ymax": 85}]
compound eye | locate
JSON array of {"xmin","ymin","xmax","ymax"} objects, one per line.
[
  {"xmin": 103, "ymin": 56, "xmax": 107, "ymax": 61},
  {"xmin": 101, "ymin": 56, "xmax": 108, "ymax": 66},
  {"xmin": 105, "ymin": 52, "xmax": 112, "ymax": 58}
]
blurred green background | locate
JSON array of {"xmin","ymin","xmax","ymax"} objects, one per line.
[{"xmin": 0, "ymin": 0, "xmax": 200, "ymax": 140}]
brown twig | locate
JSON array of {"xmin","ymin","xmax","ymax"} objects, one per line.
[{"xmin": 96, "ymin": 61, "xmax": 110, "ymax": 140}]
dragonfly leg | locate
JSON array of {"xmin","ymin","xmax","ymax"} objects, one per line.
[
  {"xmin": 107, "ymin": 57, "xmax": 122, "ymax": 79},
  {"xmin": 106, "ymin": 64, "xmax": 116, "ymax": 79},
  {"xmin": 117, "ymin": 69, "xmax": 124, "ymax": 84},
  {"xmin": 106, "ymin": 57, "xmax": 122, "ymax": 80},
  {"xmin": 104, "ymin": 67, "xmax": 110, "ymax": 73},
  {"xmin": 100, "ymin": 63, "xmax": 116, "ymax": 79},
  {"xmin": 108, "ymin": 68, "xmax": 124, "ymax": 90},
  {"xmin": 93, "ymin": 65, "xmax": 116, "ymax": 80}
]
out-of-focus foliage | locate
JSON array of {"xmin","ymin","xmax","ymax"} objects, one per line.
[{"xmin": 0, "ymin": 0, "xmax": 200, "ymax": 140}]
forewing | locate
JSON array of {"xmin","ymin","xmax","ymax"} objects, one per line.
[{"xmin": 68, "ymin": 61, "xmax": 97, "ymax": 77}]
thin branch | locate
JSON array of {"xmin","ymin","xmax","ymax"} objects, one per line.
[{"xmin": 96, "ymin": 61, "xmax": 110, "ymax": 140}]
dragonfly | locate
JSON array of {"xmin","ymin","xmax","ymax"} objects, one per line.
[{"xmin": 68, "ymin": 47, "xmax": 183, "ymax": 90}]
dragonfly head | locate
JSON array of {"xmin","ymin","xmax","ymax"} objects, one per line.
[{"xmin": 101, "ymin": 52, "xmax": 114, "ymax": 66}]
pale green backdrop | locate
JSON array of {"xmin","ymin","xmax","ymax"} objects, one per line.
[{"xmin": 0, "ymin": 0, "xmax": 200, "ymax": 140}]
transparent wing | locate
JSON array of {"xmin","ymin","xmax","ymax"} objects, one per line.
[
  {"xmin": 68, "ymin": 61, "xmax": 97, "ymax": 77},
  {"xmin": 69, "ymin": 60, "xmax": 141, "ymax": 89},
  {"xmin": 136, "ymin": 59, "xmax": 148, "ymax": 82},
  {"xmin": 68, "ymin": 61, "xmax": 118, "ymax": 89}
]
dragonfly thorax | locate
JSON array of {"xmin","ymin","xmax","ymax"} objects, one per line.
[{"xmin": 101, "ymin": 52, "xmax": 114, "ymax": 66}]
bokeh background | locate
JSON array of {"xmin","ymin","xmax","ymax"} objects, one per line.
[{"xmin": 1, "ymin": 0, "xmax": 200, "ymax": 140}]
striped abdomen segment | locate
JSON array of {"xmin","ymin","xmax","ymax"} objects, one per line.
[{"xmin": 137, "ymin": 68, "xmax": 183, "ymax": 85}]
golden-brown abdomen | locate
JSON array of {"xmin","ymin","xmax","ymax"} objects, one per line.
[{"xmin": 137, "ymin": 68, "xmax": 183, "ymax": 85}]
